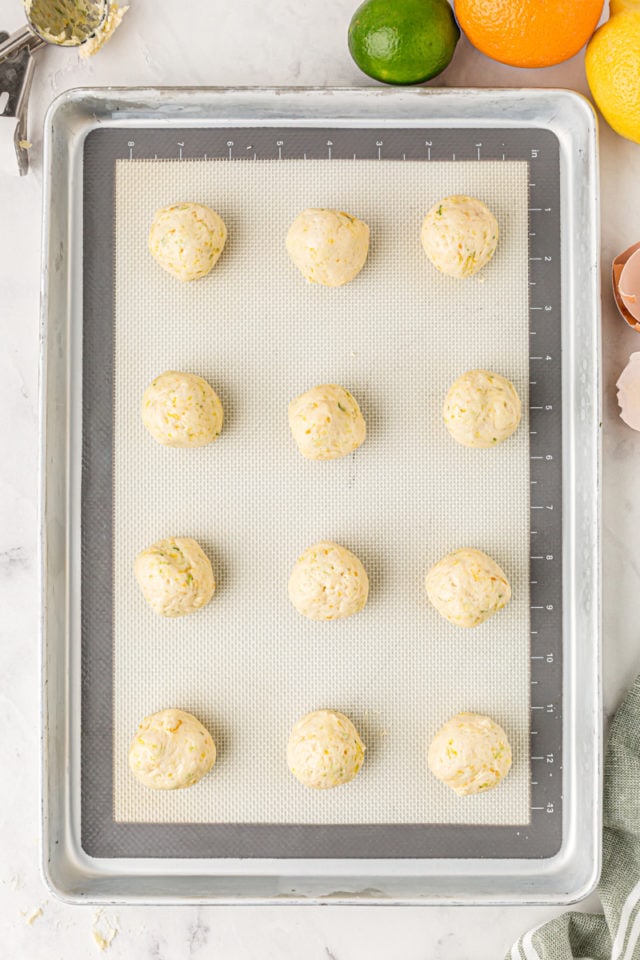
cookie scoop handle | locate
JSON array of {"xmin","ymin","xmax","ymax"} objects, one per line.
[{"xmin": 0, "ymin": 25, "xmax": 45, "ymax": 64}]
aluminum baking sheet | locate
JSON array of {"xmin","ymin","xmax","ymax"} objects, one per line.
[{"xmin": 40, "ymin": 87, "xmax": 601, "ymax": 903}]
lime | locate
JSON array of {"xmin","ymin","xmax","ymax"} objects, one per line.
[{"xmin": 348, "ymin": 0, "xmax": 460, "ymax": 85}]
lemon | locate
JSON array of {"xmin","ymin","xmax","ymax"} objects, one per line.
[
  {"xmin": 348, "ymin": 0, "xmax": 460, "ymax": 86},
  {"xmin": 610, "ymin": 0, "xmax": 640, "ymax": 12},
  {"xmin": 586, "ymin": 7, "xmax": 640, "ymax": 143}
]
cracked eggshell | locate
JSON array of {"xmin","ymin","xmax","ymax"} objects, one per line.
[
  {"xmin": 612, "ymin": 241, "xmax": 640, "ymax": 331},
  {"xmin": 617, "ymin": 352, "xmax": 640, "ymax": 431}
]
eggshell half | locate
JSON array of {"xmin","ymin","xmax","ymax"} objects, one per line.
[
  {"xmin": 619, "ymin": 250, "xmax": 640, "ymax": 323},
  {"xmin": 613, "ymin": 241, "xmax": 640, "ymax": 331},
  {"xmin": 617, "ymin": 352, "xmax": 640, "ymax": 432}
]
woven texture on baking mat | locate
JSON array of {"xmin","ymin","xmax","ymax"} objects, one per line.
[{"xmin": 113, "ymin": 158, "xmax": 530, "ymax": 825}]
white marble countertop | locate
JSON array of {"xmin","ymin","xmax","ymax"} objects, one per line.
[{"xmin": 1, "ymin": 0, "xmax": 639, "ymax": 955}]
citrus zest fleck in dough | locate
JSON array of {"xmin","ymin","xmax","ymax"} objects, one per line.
[
  {"xmin": 287, "ymin": 709, "xmax": 365, "ymax": 789},
  {"xmin": 128, "ymin": 708, "xmax": 216, "ymax": 790},
  {"xmin": 425, "ymin": 548, "xmax": 511, "ymax": 628},
  {"xmin": 134, "ymin": 537, "xmax": 215, "ymax": 618},
  {"xmin": 288, "ymin": 541, "xmax": 369, "ymax": 621},
  {"xmin": 428, "ymin": 712, "xmax": 512, "ymax": 795},
  {"xmin": 288, "ymin": 384, "xmax": 366, "ymax": 460},
  {"xmin": 148, "ymin": 203, "xmax": 227, "ymax": 281},
  {"xmin": 421, "ymin": 195, "xmax": 498, "ymax": 278}
]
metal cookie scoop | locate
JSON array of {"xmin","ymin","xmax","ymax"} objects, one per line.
[{"xmin": 0, "ymin": 0, "xmax": 107, "ymax": 174}]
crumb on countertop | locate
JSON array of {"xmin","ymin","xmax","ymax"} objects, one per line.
[
  {"xmin": 24, "ymin": 906, "xmax": 43, "ymax": 925},
  {"xmin": 92, "ymin": 909, "xmax": 118, "ymax": 951}
]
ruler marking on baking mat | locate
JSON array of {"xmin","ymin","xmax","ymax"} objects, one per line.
[{"xmin": 81, "ymin": 126, "xmax": 562, "ymax": 859}]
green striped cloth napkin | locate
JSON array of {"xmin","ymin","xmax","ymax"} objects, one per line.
[{"xmin": 509, "ymin": 674, "xmax": 640, "ymax": 960}]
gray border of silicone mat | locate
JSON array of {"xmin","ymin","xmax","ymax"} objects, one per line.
[{"xmin": 80, "ymin": 124, "xmax": 562, "ymax": 861}]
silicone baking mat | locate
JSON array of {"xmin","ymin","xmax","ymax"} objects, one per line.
[{"xmin": 81, "ymin": 126, "xmax": 563, "ymax": 859}]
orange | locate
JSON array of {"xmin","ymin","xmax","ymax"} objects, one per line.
[{"xmin": 453, "ymin": 0, "xmax": 604, "ymax": 68}]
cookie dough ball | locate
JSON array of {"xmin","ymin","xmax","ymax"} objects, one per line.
[
  {"xmin": 287, "ymin": 709, "xmax": 365, "ymax": 789},
  {"xmin": 148, "ymin": 202, "xmax": 227, "ymax": 281},
  {"xmin": 128, "ymin": 708, "xmax": 216, "ymax": 790},
  {"xmin": 443, "ymin": 369, "xmax": 521, "ymax": 449},
  {"xmin": 288, "ymin": 384, "xmax": 366, "ymax": 460},
  {"xmin": 421, "ymin": 195, "xmax": 499, "ymax": 278},
  {"xmin": 288, "ymin": 541, "xmax": 369, "ymax": 621},
  {"xmin": 428, "ymin": 712, "xmax": 512, "ymax": 796},
  {"xmin": 286, "ymin": 208, "xmax": 369, "ymax": 287},
  {"xmin": 425, "ymin": 548, "xmax": 511, "ymax": 628},
  {"xmin": 134, "ymin": 537, "xmax": 215, "ymax": 618},
  {"xmin": 141, "ymin": 371, "xmax": 223, "ymax": 448}
]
